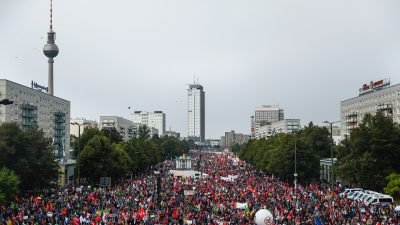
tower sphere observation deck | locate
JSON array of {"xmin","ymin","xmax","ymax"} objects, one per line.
[{"xmin": 43, "ymin": 32, "xmax": 59, "ymax": 58}]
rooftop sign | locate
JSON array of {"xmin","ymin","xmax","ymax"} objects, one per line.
[
  {"xmin": 31, "ymin": 81, "xmax": 48, "ymax": 93},
  {"xmin": 359, "ymin": 79, "xmax": 390, "ymax": 96}
]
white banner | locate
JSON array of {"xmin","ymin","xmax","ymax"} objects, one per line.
[
  {"xmin": 236, "ymin": 202, "xmax": 248, "ymax": 209},
  {"xmin": 184, "ymin": 190, "xmax": 195, "ymax": 196},
  {"xmin": 221, "ymin": 175, "xmax": 237, "ymax": 182}
]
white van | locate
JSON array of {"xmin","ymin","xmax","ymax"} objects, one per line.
[
  {"xmin": 340, "ymin": 188, "xmax": 363, "ymax": 198},
  {"xmin": 365, "ymin": 195, "xmax": 394, "ymax": 206}
]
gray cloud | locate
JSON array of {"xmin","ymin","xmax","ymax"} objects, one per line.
[{"xmin": 1, "ymin": 0, "xmax": 399, "ymax": 138}]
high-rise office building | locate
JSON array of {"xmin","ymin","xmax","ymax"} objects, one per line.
[
  {"xmin": 340, "ymin": 79, "xmax": 400, "ymax": 139},
  {"xmin": 132, "ymin": 111, "xmax": 166, "ymax": 136},
  {"xmin": 187, "ymin": 83, "xmax": 205, "ymax": 143}
]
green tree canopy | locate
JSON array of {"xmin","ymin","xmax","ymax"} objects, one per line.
[
  {"xmin": 0, "ymin": 167, "xmax": 20, "ymax": 205},
  {"xmin": 76, "ymin": 127, "xmax": 103, "ymax": 152},
  {"xmin": 78, "ymin": 131, "xmax": 198, "ymax": 184},
  {"xmin": 110, "ymin": 143, "xmax": 132, "ymax": 180},
  {"xmin": 239, "ymin": 124, "xmax": 331, "ymax": 183},
  {"xmin": 0, "ymin": 123, "xmax": 58, "ymax": 191},
  {"xmin": 138, "ymin": 125, "xmax": 150, "ymax": 140},
  {"xmin": 160, "ymin": 136, "xmax": 181, "ymax": 160},
  {"xmin": 384, "ymin": 173, "xmax": 400, "ymax": 200},
  {"xmin": 78, "ymin": 135, "xmax": 114, "ymax": 183},
  {"xmin": 79, "ymin": 135, "xmax": 135, "ymax": 184},
  {"xmin": 101, "ymin": 127, "xmax": 123, "ymax": 144},
  {"xmin": 337, "ymin": 113, "xmax": 400, "ymax": 191}
]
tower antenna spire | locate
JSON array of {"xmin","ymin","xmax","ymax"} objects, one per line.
[
  {"xmin": 50, "ymin": 0, "xmax": 53, "ymax": 30},
  {"xmin": 43, "ymin": 0, "xmax": 59, "ymax": 96}
]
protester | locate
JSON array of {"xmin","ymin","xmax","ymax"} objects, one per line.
[{"xmin": 0, "ymin": 151, "xmax": 398, "ymax": 224}]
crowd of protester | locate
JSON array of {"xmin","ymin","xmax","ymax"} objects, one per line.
[{"xmin": 1, "ymin": 151, "xmax": 399, "ymax": 224}]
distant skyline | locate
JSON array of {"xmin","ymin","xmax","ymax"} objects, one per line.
[{"xmin": 1, "ymin": 0, "xmax": 399, "ymax": 139}]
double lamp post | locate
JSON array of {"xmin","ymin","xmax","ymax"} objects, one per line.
[
  {"xmin": 70, "ymin": 122, "xmax": 88, "ymax": 186},
  {"xmin": 323, "ymin": 120, "xmax": 339, "ymax": 190}
]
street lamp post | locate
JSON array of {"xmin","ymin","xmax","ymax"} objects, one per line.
[
  {"xmin": 170, "ymin": 139, "xmax": 173, "ymax": 160},
  {"xmin": 71, "ymin": 122, "xmax": 88, "ymax": 186},
  {"xmin": 323, "ymin": 120, "xmax": 339, "ymax": 191},
  {"xmin": 293, "ymin": 131, "xmax": 297, "ymax": 224},
  {"xmin": 154, "ymin": 168, "xmax": 161, "ymax": 209}
]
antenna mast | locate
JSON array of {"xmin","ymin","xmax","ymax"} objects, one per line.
[{"xmin": 50, "ymin": 0, "xmax": 53, "ymax": 30}]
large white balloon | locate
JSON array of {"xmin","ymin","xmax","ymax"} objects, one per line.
[{"xmin": 254, "ymin": 209, "xmax": 273, "ymax": 225}]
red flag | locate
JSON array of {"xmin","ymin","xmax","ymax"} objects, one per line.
[
  {"xmin": 136, "ymin": 208, "xmax": 146, "ymax": 220},
  {"xmin": 73, "ymin": 217, "xmax": 79, "ymax": 225},
  {"xmin": 172, "ymin": 209, "xmax": 179, "ymax": 219},
  {"xmin": 287, "ymin": 209, "xmax": 294, "ymax": 221}
]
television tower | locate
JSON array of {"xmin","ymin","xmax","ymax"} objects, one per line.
[{"xmin": 43, "ymin": 0, "xmax": 59, "ymax": 96}]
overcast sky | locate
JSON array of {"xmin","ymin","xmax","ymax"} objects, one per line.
[{"xmin": 1, "ymin": 0, "xmax": 399, "ymax": 139}]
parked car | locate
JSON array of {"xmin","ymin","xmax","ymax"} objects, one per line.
[
  {"xmin": 363, "ymin": 190, "xmax": 382, "ymax": 196},
  {"xmin": 351, "ymin": 191, "xmax": 365, "ymax": 201},
  {"xmin": 347, "ymin": 191, "xmax": 356, "ymax": 199},
  {"xmin": 340, "ymin": 188, "xmax": 363, "ymax": 198},
  {"xmin": 355, "ymin": 192, "xmax": 370, "ymax": 203}
]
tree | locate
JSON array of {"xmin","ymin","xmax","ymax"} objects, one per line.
[
  {"xmin": 160, "ymin": 136, "xmax": 180, "ymax": 160},
  {"xmin": 0, "ymin": 167, "xmax": 20, "ymax": 205},
  {"xmin": 301, "ymin": 122, "xmax": 332, "ymax": 158},
  {"xmin": 181, "ymin": 139, "xmax": 196, "ymax": 155},
  {"xmin": 384, "ymin": 173, "xmax": 400, "ymax": 200},
  {"xmin": 110, "ymin": 143, "xmax": 132, "ymax": 181},
  {"xmin": 79, "ymin": 127, "xmax": 103, "ymax": 152},
  {"xmin": 337, "ymin": 113, "xmax": 400, "ymax": 191},
  {"xmin": 101, "ymin": 127, "xmax": 123, "ymax": 144},
  {"xmin": 238, "ymin": 125, "xmax": 329, "ymax": 183},
  {"xmin": 79, "ymin": 135, "xmax": 133, "ymax": 184},
  {"xmin": 0, "ymin": 123, "xmax": 58, "ymax": 191},
  {"xmin": 138, "ymin": 125, "xmax": 150, "ymax": 140},
  {"xmin": 78, "ymin": 135, "xmax": 114, "ymax": 183},
  {"xmin": 130, "ymin": 138, "xmax": 149, "ymax": 173}
]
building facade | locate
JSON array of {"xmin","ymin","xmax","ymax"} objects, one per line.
[
  {"xmin": 256, "ymin": 119, "xmax": 300, "ymax": 139},
  {"xmin": 70, "ymin": 118, "xmax": 98, "ymax": 137},
  {"xmin": 187, "ymin": 84, "xmax": 205, "ymax": 143},
  {"xmin": 132, "ymin": 111, "xmax": 165, "ymax": 136},
  {"xmin": 220, "ymin": 130, "xmax": 250, "ymax": 148},
  {"xmin": 271, "ymin": 119, "xmax": 301, "ymax": 134},
  {"xmin": 324, "ymin": 125, "xmax": 342, "ymax": 144},
  {"xmin": 99, "ymin": 116, "xmax": 134, "ymax": 141},
  {"xmin": 340, "ymin": 79, "xmax": 400, "ymax": 139},
  {"xmin": 209, "ymin": 139, "xmax": 220, "ymax": 148},
  {"xmin": 164, "ymin": 131, "xmax": 181, "ymax": 138},
  {"xmin": 251, "ymin": 105, "xmax": 284, "ymax": 138},
  {"xmin": 0, "ymin": 79, "xmax": 70, "ymax": 161}
]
